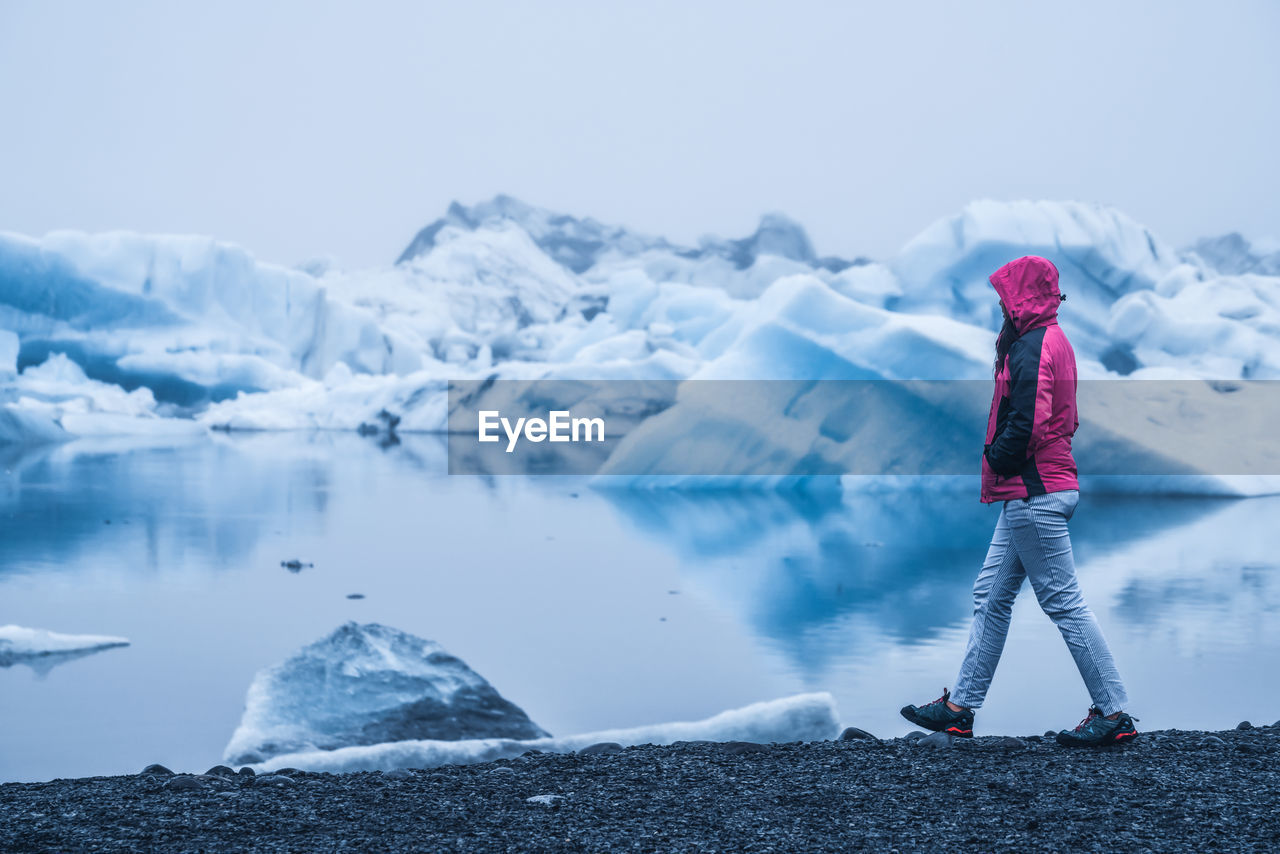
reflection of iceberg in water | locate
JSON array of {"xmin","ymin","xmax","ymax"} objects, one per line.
[
  {"xmin": 604, "ymin": 487, "xmax": 991, "ymax": 678},
  {"xmin": 1088, "ymin": 496, "xmax": 1280, "ymax": 654},
  {"xmin": 602, "ymin": 485, "xmax": 1247, "ymax": 678},
  {"xmin": 0, "ymin": 432, "xmax": 449, "ymax": 583}
]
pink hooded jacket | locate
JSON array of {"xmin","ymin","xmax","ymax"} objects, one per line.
[{"xmin": 980, "ymin": 256, "xmax": 1079, "ymax": 503}]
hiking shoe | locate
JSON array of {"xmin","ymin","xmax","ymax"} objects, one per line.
[
  {"xmin": 1055, "ymin": 706, "xmax": 1139, "ymax": 747},
  {"xmin": 900, "ymin": 688, "xmax": 974, "ymax": 737}
]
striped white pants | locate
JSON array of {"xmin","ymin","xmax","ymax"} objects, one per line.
[{"xmin": 950, "ymin": 490, "xmax": 1130, "ymax": 715}]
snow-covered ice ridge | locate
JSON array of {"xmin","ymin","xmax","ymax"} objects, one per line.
[
  {"xmin": 246, "ymin": 692, "xmax": 841, "ymax": 774},
  {"xmin": 2, "ymin": 198, "xmax": 1278, "ymax": 477},
  {"xmin": 225, "ymin": 621, "xmax": 839, "ymax": 774}
]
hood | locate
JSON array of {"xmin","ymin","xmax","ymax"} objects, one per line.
[{"xmin": 989, "ymin": 255, "xmax": 1062, "ymax": 334}]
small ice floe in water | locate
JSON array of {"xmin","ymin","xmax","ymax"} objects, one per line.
[
  {"xmin": 280, "ymin": 559, "xmax": 313, "ymax": 572},
  {"xmin": 0, "ymin": 625, "xmax": 129, "ymax": 676},
  {"xmin": 224, "ymin": 622, "xmax": 549, "ymax": 766}
]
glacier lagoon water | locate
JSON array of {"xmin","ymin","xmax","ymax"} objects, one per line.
[{"xmin": 1, "ymin": 434, "xmax": 1278, "ymax": 782}]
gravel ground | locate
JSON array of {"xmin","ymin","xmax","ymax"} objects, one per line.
[{"xmin": 3, "ymin": 725, "xmax": 1279, "ymax": 853}]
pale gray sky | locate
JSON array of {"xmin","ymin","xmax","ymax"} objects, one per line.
[{"xmin": 1, "ymin": 0, "xmax": 1277, "ymax": 268}]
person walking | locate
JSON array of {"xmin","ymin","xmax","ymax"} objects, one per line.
[{"xmin": 900, "ymin": 256, "xmax": 1138, "ymax": 747}]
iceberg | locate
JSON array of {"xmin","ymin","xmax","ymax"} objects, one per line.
[
  {"xmin": 0, "ymin": 229, "xmax": 422, "ymax": 410},
  {"xmin": 1189, "ymin": 233, "xmax": 1280, "ymax": 277},
  {"xmin": 224, "ymin": 623, "xmax": 549, "ymax": 766},
  {"xmin": 246, "ymin": 692, "xmax": 840, "ymax": 773},
  {"xmin": 397, "ymin": 194, "xmax": 675, "ymax": 274},
  {"xmin": 890, "ymin": 200, "xmax": 1180, "ymax": 357},
  {"xmin": 0, "ymin": 404, "xmax": 67, "ymax": 446},
  {"xmin": 1106, "ymin": 268, "xmax": 1280, "ymax": 379},
  {"xmin": 0, "ymin": 625, "xmax": 130, "ymax": 673},
  {"xmin": 0, "ymin": 329, "xmax": 17, "ymax": 377},
  {"xmin": 4, "ymin": 195, "xmax": 1280, "ymax": 495}
]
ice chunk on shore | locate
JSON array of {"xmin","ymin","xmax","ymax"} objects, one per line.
[
  {"xmin": 246, "ymin": 692, "xmax": 840, "ymax": 773},
  {"xmin": 0, "ymin": 625, "xmax": 130, "ymax": 671},
  {"xmin": 224, "ymin": 623, "xmax": 548, "ymax": 765}
]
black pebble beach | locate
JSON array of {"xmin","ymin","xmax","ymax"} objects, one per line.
[{"xmin": 3, "ymin": 726, "xmax": 1278, "ymax": 852}]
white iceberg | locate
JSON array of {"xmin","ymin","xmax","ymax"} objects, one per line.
[{"xmin": 246, "ymin": 692, "xmax": 841, "ymax": 773}]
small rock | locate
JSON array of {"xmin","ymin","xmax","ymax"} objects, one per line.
[
  {"xmin": 527, "ymin": 794, "xmax": 565, "ymax": 806},
  {"xmin": 489, "ymin": 766, "xmax": 516, "ymax": 775},
  {"xmin": 578, "ymin": 742, "xmax": 624, "ymax": 756},
  {"xmin": 384, "ymin": 768, "xmax": 413, "ymax": 781},
  {"xmin": 1237, "ymin": 721, "xmax": 1253, "ymax": 730},
  {"xmin": 272, "ymin": 767, "xmax": 304, "ymax": 777},
  {"xmin": 988, "ymin": 736, "xmax": 1026, "ymax": 751},
  {"xmin": 1236, "ymin": 742, "xmax": 1263, "ymax": 754},
  {"xmin": 1199, "ymin": 736, "xmax": 1227, "ymax": 747},
  {"xmin": 165, "ymin": 775, "xmax": 204, "ymax": 791},
  {"xmin": 839, "ymin": 727, "xmax": 877, "ymax": 742},
  {"xmin": 1043, "ymin": 730, "xmax": 1058, "ymax": 739},
  {"xmin": 902, "ymin": 731, "xmax": 928, "ymax": 743},
  {"xmin": 204, "ymin": 765, "xmax": 235, "ymax": 778},
  {"xmin": 916, "ymin": 731, "xmax": 954, "ymax": 749},
  {"xmin": 255, "ymin": 774, "xmax": 295, "ymax": 786},
  {"xmin": 195, "ymin": 775, "xmax": 231, "ymax": 787},
  {"xmin": 722, "ymin": 741, "xmax": 771, "ymax": 755},
  {"xmin": 141, "ymin": 763, "xmax": 174, "ymax": 777},
  {"xmin": 346, "ymin": 593, "xmax": 365, "ymax": 600},
  {"xmin": 215, "ymin": 792, "xmax": 239, "ymax": 799},
  {"xmin": 238, "ymin": 767, "xmax": 256, "ymax": 777}
]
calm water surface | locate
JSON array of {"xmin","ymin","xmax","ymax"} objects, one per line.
[{"xmin": 2, "ymin": 433, "xmax": 1278, "ymax": 782}]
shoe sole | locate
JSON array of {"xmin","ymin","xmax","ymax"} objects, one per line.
[{"xmin": 899, "ymin": 707, "xmax": 974, "ymax": 738}]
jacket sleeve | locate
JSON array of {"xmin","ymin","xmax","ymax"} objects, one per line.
[{"xmin": 984, "ymin": 338, "xmax": 1039, "ymax": 476}]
